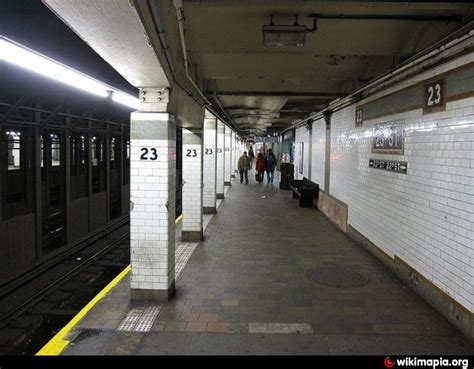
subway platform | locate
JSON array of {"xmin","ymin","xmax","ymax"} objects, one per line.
[{"xmin": 43, "ymin": 177, "xmax": 473, "ymax": 355}]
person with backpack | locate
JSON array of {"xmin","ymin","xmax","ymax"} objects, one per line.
[{"xmin": 264, "ymin": 148, "xmax": 277, "ymax": 184}]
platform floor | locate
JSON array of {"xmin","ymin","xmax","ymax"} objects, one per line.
[{"xmin": 59, "ymin": 176, "xmax": 473, "ymax": 355}]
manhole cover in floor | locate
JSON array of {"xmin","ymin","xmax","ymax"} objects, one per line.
[{"xmin": 305, "ymin": 268, "xmax": 368, "ymax": 287}]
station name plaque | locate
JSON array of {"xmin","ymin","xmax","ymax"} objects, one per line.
[{"xmin": 372, "ymin": 121, "xmax": 404, "ymax": 155}]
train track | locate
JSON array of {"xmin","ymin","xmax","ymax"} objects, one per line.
[{"xmin": 0, "ymin": 224, "xmax": 131, "ymax": 355}]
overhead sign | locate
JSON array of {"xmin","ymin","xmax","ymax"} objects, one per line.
[
  {"xmin": 372, "ymin": 120, "xmax": 404, "ymax": 155},
  {"xmin": 423, "ymin": 78, "xmax": 446, "ymax": 114},
  {"xmin": 355, "ymin": 107, "xmax": 363, "ymax": 126},
  {"xmin": 369, "ymin": 158, "xmax": 407, "ymax": 174}
]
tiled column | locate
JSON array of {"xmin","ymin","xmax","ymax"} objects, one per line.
[
  {"xmin": 130, "ymin": 111, "xmax": 176, "ymax": 302},
  {"xmin": 230, "ymin": 131, "xmax": 235, "ymax": 179},
  {"xmin": 182, "ymin": 128, "xmax": 204, "ymax": 242},
  {"xmin": 203, "ymin": 116, "xmax": 217, "ymax": 214},
  {"xmin": 235, "ymin": 135, "xmax": 240, "ymax": 176},
  {"xmin": 224, "ymin": 125, "xmax": 231, "ymax": 186},
  {"xmin": 216, "ymin": 121, "xmax": 225, "ymax": 199}
]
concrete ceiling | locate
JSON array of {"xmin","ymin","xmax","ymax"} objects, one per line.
[
  {"xmin": 179, "ymin": 0, "xmax": 474, "ymax": 136},
  {"xmin": 43, "ymin": 0, "xmax": 169, "ymax": 88},
  {"xmin": 38, "ymin": 0, "xmax": 474, "ymax": 137}
]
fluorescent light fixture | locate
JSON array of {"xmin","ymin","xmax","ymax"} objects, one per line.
[
  {"xmin": 112, "ymin": 91, "xmax": 140, "ymax": 110},
  {"xmin": 0, "ymin": 36, "xmax": 139, "ymax": 109},
  {"xmin": 263, "ymin": 25, "xmax": 307, "ymax": 47}
]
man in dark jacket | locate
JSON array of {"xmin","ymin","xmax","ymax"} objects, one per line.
[{"xmin": 264, "ymin": 148, "xmax": 277, "ymax": 184}]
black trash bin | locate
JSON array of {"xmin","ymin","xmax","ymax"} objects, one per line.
[{"xmin": 279, "ymin": 163, "xmax": 294, "ymax": 190}]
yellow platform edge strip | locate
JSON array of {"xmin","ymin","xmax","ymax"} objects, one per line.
[
  {"xmin": 36, "ymin": 214, "xmax": 183, "ymax": 356},
  {"xmin": 36, "ymin": 264, "xmax": 131, "ymax": 355}
]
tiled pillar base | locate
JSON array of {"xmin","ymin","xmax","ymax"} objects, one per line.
[
  {"xmin": 182, "ymin": 230, "xmax": 204, "ymax": 242},
  {"xmin": 203, "ymin": 206, "xmax": 217, "ymax": 214},
  {"xmin": 131, "ymin": 281, "xmax": 176, "ymax": 302}
]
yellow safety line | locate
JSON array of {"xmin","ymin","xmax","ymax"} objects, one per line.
[
  {"xmin": 36, "ymin": 264, "xmax": 131, "ymax": 355},
  {"xmin": 37, "ymin": 214, "xmax": 183, "ymax": 356}
]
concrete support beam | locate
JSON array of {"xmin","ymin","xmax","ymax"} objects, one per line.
[
  {"xmin": 181, "ymin": 129, "xmax": 204, "ymax": 242},
  {"xmin": 230, "ymin": 131, "xmax": 236, "ymax": 178},
  {"xmin": 216, "ymin": 121, "xmax": 225, "ymax": 199},
  {"xmin": 224, "ymin": 125, "xmax": 232, "ymax": 186},
  {"xmin": 130, "ymin": 111, "xmax": 176, "ymax": 302},
  {"xmin": 203, "ymin": 117, "xmax": 217, "ymax": 214}
]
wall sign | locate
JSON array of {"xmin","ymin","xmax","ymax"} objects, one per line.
[
  {"xmin": 372, "ymin": 120, "xmax": 404, "ymax": 155},
  {"xmin": 355, "ymin": 107, "xmax": 363, "ymax": 126},
  {"xmin": 423, "ymin": 78, "xmax": 445, "ymax": 114},
  {"xmin": 185, "ymin": 149, "xmax": 198, "ymax": 158},
  {"xmin": 369, "ymin": 158, "xmax": 407, "ymax": 174},
  {"xmin": 140, "ymin": 147, "xmax": 158, "ymax": 160}
]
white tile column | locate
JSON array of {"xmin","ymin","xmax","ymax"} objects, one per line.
[
  {"xmin": 216, "ymin": 121, "xmax": 225, "ymax": 199},
  {"xmin": 230, "ymin": 130, "xmax": 235, "ymax": 179},
  {"xmin": 182, "ymin": 128, "xmax": 204, "ymax": 242},
  {"xmin": 130, "ymin": 110, "xmax": 176, "ymax": 302},
  {"xmin": 234, "ymin": 134, "xmax": 240, "ymax": 176},
  {"xmin": 230, "ymin": 131, "xmax": 236, "ymax": 179},
  {"xmin": 224, "ymin": 125, "xmax": 232, "ymax": 186},
  {"xmin": 203, "ymin": 116, "xmax": 217, "ymax": 213}
]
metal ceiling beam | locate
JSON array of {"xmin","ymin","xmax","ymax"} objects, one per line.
[
  {"xmin": 207, "ymin": 91, "xmax": 345, "ymax": 97},
  {"xmin": 308, "ymin": 14, "xmax": 463, "ymax": 22},
  {"xmin": 0, "ymin": 95, "xmax": 30, "ymax": 124},
  {"xmin": 41, "ymin": 103, "xmax": 68, "ymax": 128}
]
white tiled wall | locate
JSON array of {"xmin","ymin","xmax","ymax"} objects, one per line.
[
  {"xmin": 224, "ymin": 126, "xmax": 231, "ymax": 183},
  {"xmin": 203, "ymin": 118, "xmax": 217, "ymax": 208},
  {"xmin": 130, "ymin": 113, "xmax": 175, "ymax": 292},
  {"xmin": 217, "ymin": 121, "xmax": 225, "ymax": 194},
  {"xmin": 230, "ymin": 131, "xmax": 235, "ymax": 176},
  {"xmin": 182, "ymin": 140, "xmax": 203, "ymax": 232},
  {"xmin": 329, "ymin": 56, "xmax": 474, "ymax": 312},
  {"xmin": 295, "ymin": 126, "xmax": 310, "ymax": 179},
  {"xmin": 311, "ymin": 122, "xmax": 326, "ymax": 190}
]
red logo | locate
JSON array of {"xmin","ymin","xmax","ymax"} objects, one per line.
[{"xmin": 384, "ymin": 357, "xmax": 395, "ymax": 368}]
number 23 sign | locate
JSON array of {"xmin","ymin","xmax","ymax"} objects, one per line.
[{"xmin": 423, "ymin": 79, "xmax": 445, "ymax": 114}]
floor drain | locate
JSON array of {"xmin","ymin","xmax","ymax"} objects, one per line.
[{"xmin": 305, "ymin": 267, "xmax": 368, "ymax": 287}]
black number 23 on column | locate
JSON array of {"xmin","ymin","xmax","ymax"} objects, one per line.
[
  {"xmin": 140, "ymin": 148, "xmax": 158, "ymax": 160},
  {"xmin": 186, "ymin": 149, "xmax": 198, "ymax": 157}
]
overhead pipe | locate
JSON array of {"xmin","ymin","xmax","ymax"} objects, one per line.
[
  {"xmin": 287, "ymin": 21, "xmax": 474, "ymax": 132},
  {"xmin": 147, "ymin": 0, "xmax": 238, "ymax": 133},
  {"xmin": 172, "ymin": 0, "xmax": 239, "ymax": 133}
]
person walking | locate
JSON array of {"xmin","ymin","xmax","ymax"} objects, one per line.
[
  {"xmin": 255, "ymin": 152, "xmax": 265, "ymax": 184},
  {"xmin": 248, "ymin": 146, "xmax": 255, "ymax": 168},
  {"xmin": 238, "ymin": 151, "xmax": 251, "ymax": 184},
  {"xmin": 264, "ymin": 148, "xmax": 277, "ymax": 184}
]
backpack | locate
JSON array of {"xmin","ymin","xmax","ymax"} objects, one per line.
[{"xmin": 265, "ymin": 154, "xmax": 275, "ymax": 168}]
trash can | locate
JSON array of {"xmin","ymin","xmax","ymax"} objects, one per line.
[{"xmin": 279, "ymin": 163, "xmax": 294, "ymax": 190}]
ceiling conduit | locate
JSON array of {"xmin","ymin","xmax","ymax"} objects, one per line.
[
  {"xmin": 147, "ymin": 0, "xmax": 240, "ymax": 135},
  {"xmin": 288, "ymin": 21, "xmax": 474, "ymax": 131}
]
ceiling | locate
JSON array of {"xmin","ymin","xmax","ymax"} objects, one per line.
[{"xmin": 179, "ymin": 0, "xmax": 474, "ymax": 136}]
